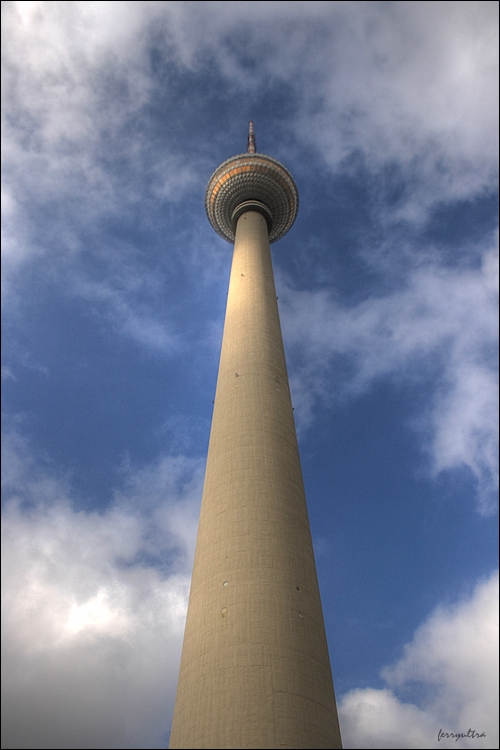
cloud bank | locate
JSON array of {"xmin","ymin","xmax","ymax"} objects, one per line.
[
  {"xmin": 339, "ymin": 571, "xmax": 499, "ymax": 749},
  {"xmin": 1, "ymin": 432, "xmax": 203, "ymax": 749},
  {"xmin": 2, "ymin": 1, "xmax": 497, "ymax": 270},
  {"xmin": 2, "ymin": 432, "xmax": 497, "ymax": 749}
]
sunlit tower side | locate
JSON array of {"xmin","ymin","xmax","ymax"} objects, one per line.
[{"xmin": 169, "ymin": 123, "xmax": 342, "ymax": 749}]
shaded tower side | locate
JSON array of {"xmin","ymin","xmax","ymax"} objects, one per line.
[{"xmin": 169, "ymin": 131, "xmax": 342, "ymax": 749}]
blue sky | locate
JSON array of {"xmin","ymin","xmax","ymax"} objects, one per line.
[{"xmin": 1, "ymin": 2, "xmax": 498, "ymax": 749}]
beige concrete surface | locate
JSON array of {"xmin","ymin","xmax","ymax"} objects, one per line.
[{"xmin": 169, "ymin": 211, "xmax": 342, "ymax": 749}]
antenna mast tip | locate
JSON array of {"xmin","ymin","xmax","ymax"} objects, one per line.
[{"xmin": 247, "ymin": 121, "xmax": 256, "ymax": 153}]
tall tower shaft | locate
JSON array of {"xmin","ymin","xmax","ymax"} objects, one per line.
[{"xmin": 169, "ymin": 125, "xmax": 342, "ymax": 749}]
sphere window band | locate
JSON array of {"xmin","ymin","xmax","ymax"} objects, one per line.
[{"xmin": 205, "ymin": 153, "xmax": 299, "ymax": 244}]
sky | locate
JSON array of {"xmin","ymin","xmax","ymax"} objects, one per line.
[{"xmin": 1, "ymin": 2, "xmax": 498, "ymax": 749}]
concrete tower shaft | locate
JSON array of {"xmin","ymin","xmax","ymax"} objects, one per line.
[{"xmin": 169, "ymin": 127, "xmax": 342, "ymax": 749}]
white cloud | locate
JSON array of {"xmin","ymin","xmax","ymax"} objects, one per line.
[
  {"xmin": 2, "ymin": 1, "xmax": 497, "ymax": 339},
  {"xmin": 3, "ymin": 428, "xmax": 496, "ymax": 750},
  {"xmin": 1, "ymin": 0, "xmax": 199, "ymax": 287},
  {"xmin": 1, "ymin": 430, "xmax": 203, "ymax": 749},
  {"xmin": 71, "ymin": 274, "xmax": 180, "ymax": 354},
  {"xmin": 156, "ymin": 1, "xmax": 498, "ymax": 215},
  {"xmin": 1, "ymin": 365, "xmax": 16, "ymax": 381},
  {"xmin": 2, "ymin": 1, "xmax": 496, "ymax": 231},
  {"xmin": 339, "ymin": 571, "xmax": 499, "ymax": 749},
  {"xmin": 281, "ymin": 239, "xmax": 499, "ymax": 512}
]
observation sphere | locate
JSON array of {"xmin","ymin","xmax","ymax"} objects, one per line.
[{"xmin": 205, "ymin": 152, "xmax": 299, "ymax": 244}]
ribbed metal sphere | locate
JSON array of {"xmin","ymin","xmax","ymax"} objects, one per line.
[{"xmin": 205, "ymin": 153, "xmax": 299, "ymax": 244}]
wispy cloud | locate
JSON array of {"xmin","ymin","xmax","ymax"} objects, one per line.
[
  {"xmin": 281, "ymin": 238, "xmax": 499, "ymax": 513},
  {"xmin": 70, "ymin": 274, "xmax": 181, "ymax": 354}
]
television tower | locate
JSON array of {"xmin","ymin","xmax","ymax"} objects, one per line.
[{"xmin": 169, "ymin": 123, "xmax": 342, "ymax": 749}]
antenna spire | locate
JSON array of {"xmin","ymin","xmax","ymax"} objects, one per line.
[{"xmin": 247, "ymin": 120, "xmax": 256, "ymax": 153}]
